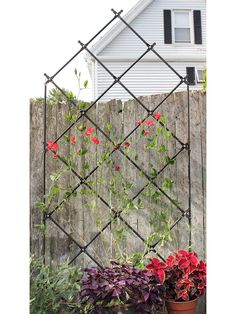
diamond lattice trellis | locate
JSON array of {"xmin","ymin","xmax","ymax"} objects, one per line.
[{"xmin": 42, "ymin": 9, "xmax": 192, "ymax": 267}]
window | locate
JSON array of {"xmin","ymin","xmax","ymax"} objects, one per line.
[
  {"xmin": 186, "ymin": 67, "xmax": 204, "ymax": 85},
  {"xmin": 163, "ymin": 10, "xmax": 202, "ymax": 45},
  {"xmin": 173, "ymin": 11, "xmax": 191, "ymax": 43},
  {"xmin": 196, "ymin": 69, "xmax": 203, "ymax": 83}
]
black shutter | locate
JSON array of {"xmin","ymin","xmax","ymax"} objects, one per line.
[
  {"xmin": 186, "ymin": 67, "xmax": 196, "ymax": 85},
  {"xmin": 164, "ymin": 10, "xmax": 172, "ymax": 44},
  {"xmin": 193, "ymin": 10, "xmax": 202, "ymax": 44}
]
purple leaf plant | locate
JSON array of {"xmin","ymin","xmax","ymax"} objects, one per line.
[{"xmin": 80, "ymin": 262, "xmax": 164, "ymax": 313}]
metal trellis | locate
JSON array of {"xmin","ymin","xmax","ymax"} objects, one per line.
[{"xmin": 42, "ymin": 8, "xmax": 192, "ymax": 266}]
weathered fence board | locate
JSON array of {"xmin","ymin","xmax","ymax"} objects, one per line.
[{"xmin": 30, "ymin": 90, "xmax": 206, "ymax": 267}]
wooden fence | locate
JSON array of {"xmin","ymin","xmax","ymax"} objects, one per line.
[{"xmin": 30, "ymin": 90, "xmax": 206, "ymax": 266}]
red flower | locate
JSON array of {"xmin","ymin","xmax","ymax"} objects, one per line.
[
  {"xmin": 47, "ymin": 140, "xmax": 58, "ymax": 152},
  {"xmin": 53, "ymin": 154, "xmax": 59, "ymax": 159},
  {"xmin": 114, "ymin": 145, "xmax": 120, "ymax": 150},
  {"xmin": 46, "ymin": 140, "xmax": 53, "ymax": 151},
  {"xmin": 144, "ymin": 120, "xmax": 154, "ymax": 127},
  {"xmin": 70, "ymin": 136, "xmax": 76, "ymax": 144},
  {"xmin": 144, "ymin": 131, "xmax": 151, "ymax": 135},
  {"xmin": 114, "ymin": 165, "xmax": 120, "ymax": 171},
  {"xmin": 91, "ymin": 137, "xmax": 99, "ymax": 145},
  {"xmin": 124, "ymin": 142, "xmax": 130, "ymax": 148},
  {"xmin": 88, "ymin": 127, "xmax": 95, "ymax": 134},
  {"xmin": 135, "ymin": 120, "xmax": 141, "ymax": 125},
  {"xmin": 153, "ymin": 112, "xmax": 161, "ymax": 120},
  {"xmin": 52, "ymin": 143, "xmax": 58, "ymax": 152},
  {"xmin": 84, "ymin": 127, "xmax": 95, "ymax": 136}
]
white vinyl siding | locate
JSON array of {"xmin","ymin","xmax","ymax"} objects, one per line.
[
  {"xmin": 96, "ymin": 61, "xmax": 205, "ymax": 102},
  {"xmin": 91, "ymin": 0, "xmax": 206, "ymax": 101},
  {"xmin": 98, "ymin": 0, "xmax": 206, "ymax": 59}
]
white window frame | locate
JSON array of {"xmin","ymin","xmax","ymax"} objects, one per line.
[
  {"xmin": 196, "ymin": 68, "xmax": 203, "ymax": 83},
  {"xmin": 172, "ymin": 10, "xmax": 193, "ymax": 44}
]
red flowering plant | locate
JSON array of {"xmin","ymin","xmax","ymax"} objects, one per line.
[{"xmin": 146, "ymin": 250, "xmax": 206, "ymax": 302}]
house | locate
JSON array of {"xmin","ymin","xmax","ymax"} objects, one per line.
[{"xmin": 85, "ymin": 0, "xmax": 206, "ymax": 102}]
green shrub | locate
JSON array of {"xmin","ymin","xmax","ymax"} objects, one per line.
[{"xmin": 30, "ymin": 256, "xmax": 89, "ymax": 314}]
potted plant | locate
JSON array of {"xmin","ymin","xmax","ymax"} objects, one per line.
[
  {"xmin": 80, "ymin": 262, "xmax": 164, "ymax": 313},
  {"xmin": 146, "ymin": 250, "xmax": 206, "ymax": 314}
]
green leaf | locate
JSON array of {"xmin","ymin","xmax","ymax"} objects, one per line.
[
  {"xmin": 166, "ymin": 130, "xmax": 171, "ymax": 141},
  {"xmin": 76, "ymin": 124, "xmax": 86, "ymax": 132},
  {"xmin": 115, "ymin": 227, "xmax": 126, "ymax": 241},
  {"xmin": 50, "ymin": 172, "xmax": 61, "ymax": 182},
  {"xmin": 165, "ymin": 156, "xmax": 176, "ymax": 165},
  {"xmin": 83, "ymin": 80, "xmax": 88, "ymax": 89},
  {"xmin": 84, "ymin": 161, "xmax": 90, "ymax": 170},
  {"xmin": 157, "ymin": 144, "xmax": 166, "ymax": 153},
  {"xmin": 64, "ymin": 135, "xmax": 70, "ymax": 142},
  {"xmin": 80, "ymin": 189, "xmax": 87, "ymax": 195},
  {"xmin": 35, "ymin": 223, "xmax": 47, "ymax": 232},
  {"xmin": 152, "ymin": 191, "xmax": 161, "ymax": 200},
  {"xmin": 95, "ymin": 219, "xmax": 102, "ymax": 230},
  {"xmin": 173, "ymin": 198, "xmax": 182, "ymax": 206},
  {"xmin": 162, "ymin": 177, "xmax": 174, "ymax": 190},
  {"xmin": 72, "ymin": 190, "xmax": 77, "ymax": 197},
  {"xmin": 51, "ymin": 185, "xmax": 60, "ymax": 197},
  {"xmin": 79, "ymin": 101, "xmax": 88, "ymax": 110},
  {"xmin": 63, "ymin": 191, "xmax": 71, "ymax": 199},
  {"xmin": 74, "ymin": 68, "xmax": 77, "ymax": 75},
  {"xmin": 160, "ymin": 115, "xmax": 167, "ymax": 125},
  {"xmin": 122, "ymin": 182, "xmax": 133, "ymax": 190},
  {"xmin": 66, "ymin": 91, "xmax": 75, "ymax": 100},
  {"xmin": 150, "ymin": 168, "xmax": 158, "ymax": 177},
  {"xmin": 65, "ymin": 112, "xmax": 77, "ymax": 122},
  {"xmin": 147, "ymin": 137, "xmax": 158, "ymax": 149},
  {"xmin": 157, "ymin": 126, "xmax": 163, "ymax": 135},
  {"xmin": 135, "ymin": 154, "xmax": 139, "ymax": 161},
  {"xmin": 36, "ymin": 202, "xmax": 47, "ymax": 211},
  {"xmin": 88, "ymin": 200, "xmax": 96, "ymax": 209},
  {"xmin": 106, "ymin": 123, "xmax": 113, "ymax": 132},
  {"xmin": 78, "ymin": 148, "xmax": 88, "ymax": 156}
]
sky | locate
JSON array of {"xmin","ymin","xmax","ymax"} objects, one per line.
[{"xmin": 27, "ymin": 0, "xmax": 139, "ymax": 100}]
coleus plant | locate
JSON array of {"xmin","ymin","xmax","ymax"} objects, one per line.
[
  {"xmin": 146, "ymin": 250, "xmax": 206, "ymax": 302},
  {"xmin": 80, "ymin": 262, "xmax": 164, "ymax": 313}
]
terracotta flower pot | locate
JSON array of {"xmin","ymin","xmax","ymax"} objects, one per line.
[{"xmin": 166, "ymin": 298, "xmax": 198, "ymax": 314}]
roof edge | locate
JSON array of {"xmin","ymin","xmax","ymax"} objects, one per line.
[{"xmin": 89, "ymin": 0, "xmax": 154, "ymax": 57}]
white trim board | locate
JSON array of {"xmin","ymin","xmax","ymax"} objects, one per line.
[{"xmin": 96, "ymin": 55, "xmax": 206, "ymax": 62}]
